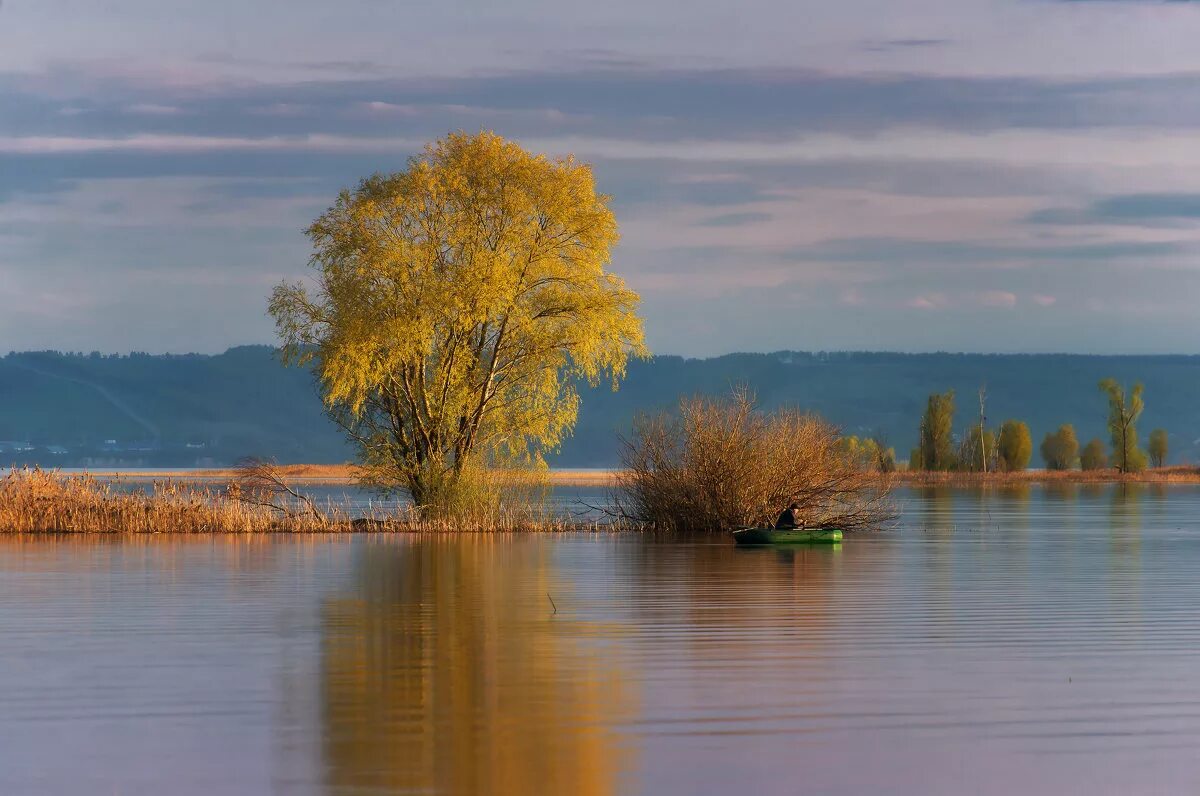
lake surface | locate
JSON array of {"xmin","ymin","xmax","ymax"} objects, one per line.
[
  {"xmin": 2, "ymin": 484, "xmax": 1200, "ymax": 794},
  {"xmin": 91, "ymin": 475, "xmax": 613, "ymax": 519}
]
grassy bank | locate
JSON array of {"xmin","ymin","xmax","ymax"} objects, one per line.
[{"xmin": 0, "ymin": 469, "xmax": 621, "ymax": 534}]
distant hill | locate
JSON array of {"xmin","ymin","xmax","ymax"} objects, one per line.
[{"xmin": 2, "ymin": 346, "xmax": 1198, "ymax": 467}]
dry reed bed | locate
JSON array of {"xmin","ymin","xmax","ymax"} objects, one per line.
[{"xmin": 0, "ymin": 469, "xmax": 624, "ymax": 534}]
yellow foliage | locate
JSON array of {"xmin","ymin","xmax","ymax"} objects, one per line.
[{"xmin": 270, "ymin": 131, "xmax": 647, "ymax": 510}]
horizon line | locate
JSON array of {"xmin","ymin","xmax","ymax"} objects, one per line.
[{"xmin": 5, "ymin": 345, "xmax": 1200, "ymax": 360}]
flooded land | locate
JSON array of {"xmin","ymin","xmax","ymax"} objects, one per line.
[{"xmin": 2, "ymin": 485, "xmax": 1199, "ymax": 794}]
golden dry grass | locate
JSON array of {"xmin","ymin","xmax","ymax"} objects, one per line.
[{"xmin": 0, "ymin": 468, "xmax": 625, "ymax": 534}]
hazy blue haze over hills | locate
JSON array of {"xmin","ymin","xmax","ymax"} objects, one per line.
[{"xmin": 2, "ymin": 346, "xmax": 1198, "ymax": 467}]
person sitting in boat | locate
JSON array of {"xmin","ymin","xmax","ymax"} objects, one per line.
[{"xmin": 774, "ymin": 502, "xmax": 801, "ymax": 529}]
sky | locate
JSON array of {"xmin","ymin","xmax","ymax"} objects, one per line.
[{"xmin": 4, "ymin": 0, "xmax": 1200, "ymax": 356}]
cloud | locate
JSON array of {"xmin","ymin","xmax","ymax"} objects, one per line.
[
  {"xmin": 978, "ymin": 290, "xmax": 1018, "ymax": 308},
  {"xmin": 15, "ymin": 64, "xmax": 1200, "ymax": 148},
  {"xmin": 0, "ymin": 134, "xmax": 425, "ymax": 155},
  {"xmin": 907, "ymin": 291, "xmax": 1016, "ymax": 310},
  {"xmin": 1029, "ymin": 193, "xmax": 1200, "ymax": 225},
  {"xmin": 909, "ymin": 294, "xmax": 945, "ymax": 310},
  {"xmin": 6, "ymin": 54, "xmax": 1200, "ymax": 355},
  {"xmin": 126, "ymin": 103, "xmax": 184, "ymax": 116},
  {"xmin": 860, "ymin": 38, "xmax": 952, "ymax": 52},
  {"xmin": 787, "ymin": 236, "xmax": 1189, "ymax": 264},
  {"xmin": 693, "ymin": 211, "xmax": 772, "ymax": 227},
  {"xmin": 839, "ymin": 288, "xmax": 864, "ymax": 306}
]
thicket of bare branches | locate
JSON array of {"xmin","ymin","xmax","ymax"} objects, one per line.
[
  {"xmin": 614, "ymin": 390, "xmax": 895, "ymax": 532},
  {"xmin": 229, "ymin": 457, "xmax": 323, "ymax": 519}
]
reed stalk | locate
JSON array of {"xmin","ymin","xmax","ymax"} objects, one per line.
[{"xmin": 0, "ymin": 468, "xmax": 627, "ymax": 534}]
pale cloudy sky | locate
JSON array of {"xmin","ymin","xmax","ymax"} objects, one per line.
[{"xmin": 4, "ymin": 0, "xmax": 1200, "ymax": 355}]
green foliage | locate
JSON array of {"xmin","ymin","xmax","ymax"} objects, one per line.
[
  {"xmin": 1148, "ymin": 428, "xmax": 1169, "ymax": 468},
  {"xmin": 917, "ymin": 390, "xmax": 956, "ymax": 471},
  {"xmin": 877, "ymin": 444, "xmax": 897, "ymax": 473},
  {"xmin": 1099, "ymin": 378, "xmax": 1146, "ymax": 473},
  {"xmin": 270, "ymin": 132, "xmax": 647, "ymax": 511},
  {"xmin": 1080, "ymin": 438, "xmax": 1108, "ymax": 471},
  {"xmin": 997, "ymin": 420, "xmax": 1033, "ymax": 472},
  {"xmin": 839, "ymin": 435, "xmax": 898, "ymax": 473},
  {"xmin": 1040, "ymin": 424, "xmax": 1080, "ymax": 470}
]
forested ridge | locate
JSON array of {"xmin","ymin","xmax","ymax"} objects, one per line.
[{"xmin": 2, "ymin": 346, "xmax": 1198, "ymax": 466}]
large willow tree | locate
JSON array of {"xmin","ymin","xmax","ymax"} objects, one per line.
[{"xmin": 270, "ymin": 131, "xmax": 647, "ymax": 511}]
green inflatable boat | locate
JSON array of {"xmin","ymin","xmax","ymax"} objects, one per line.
[{"xmin": 732, "ymin": 527, "xmax": 844, "ymax": 545}]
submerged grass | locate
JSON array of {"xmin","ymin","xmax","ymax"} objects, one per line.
[{"xmin": 0, "ymin": 468, "xmax": 625, "ymax": 534}]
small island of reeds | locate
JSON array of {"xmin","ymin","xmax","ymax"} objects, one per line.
[{"xmin": 0, "ymin": 467, "xmax": 604, "ymax": 534}]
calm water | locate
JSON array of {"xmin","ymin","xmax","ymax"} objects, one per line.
[
  {"xmin": 95, "ymin": 476, "xmax": 613, "ymax": 518},
  {"xmin": 2, "ymin": 485, "xmax": 1200, "ymax": 795}
]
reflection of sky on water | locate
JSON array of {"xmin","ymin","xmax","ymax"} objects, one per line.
[
  {"xmin": 93, "ymin": 474, "xmax": 616, "ymax": 518},
  {"xmin": 4, "ymin": 486, "xmax": 1200, "ymax": 793}
]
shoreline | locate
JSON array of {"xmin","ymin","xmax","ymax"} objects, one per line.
[
  {"xmin": 65, "ymin": 465, "xmax": 619, "ymax": 487},
  {"xmin": 5, "ymin": 466, "xmax": 1199, "ymax": 536},
  {"xmin": 891, "ymin": 466, "xmax": 1200, "ymax": 486},
  {"xmin": 67, "ymin": 464, "xmax": 1200, "ymax": 488}
]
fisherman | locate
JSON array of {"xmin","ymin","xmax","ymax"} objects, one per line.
[{"xmin": 774, "ymin": 502, "xmax": 801, "ymax": 530}]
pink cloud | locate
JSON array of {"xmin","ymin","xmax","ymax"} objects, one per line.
[
  {"xmin": 839, "ymin": 288, "xmax": 864, "ymax": 306},
  {"xmin": 978, "ymin": 290, "xmax": 1017, "ymax": 308},
  {"xmin": 908, "ymin": 293, "xmax": 946, "ymax": 310},
  {"xmin": 1032, "ymin": 294, "xmax": 1057, "ymax": 307},
  {"xmin": 126, "ymin": 103, "xmax": 184, "ymax": 116}
]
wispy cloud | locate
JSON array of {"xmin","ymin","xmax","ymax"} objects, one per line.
[
  {"xmin": 693, "ymin": 211, "xmax": 772, "ymax": 227},
  {"xmin": 7, "ymin": 19, "xmax": 1200, "ymax": 354},
  {"xmin": 1029, "ymin": 193, "xmax": 1200, "ymax": 225},
  {"xmin": 788, "ymin": 236, "xmax": 1189, "ymax": 264},
  {"xmin": 860, "ymin": 38, "xmax": 952, "ymax": 52},
  {"xmin": 15, "ymin": 65, "xmax": 1200, "ymax": 146}
]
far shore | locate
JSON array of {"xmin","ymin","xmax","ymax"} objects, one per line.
[
  {"xmin": 75, "ymin": 464, "xmax": 620, "ymax": 487},
  {"xmin": 69, "ymin": 464, "xmax": 1200, "ymax": 487}
]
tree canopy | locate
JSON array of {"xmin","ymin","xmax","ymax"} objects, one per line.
[
  {"xmin": 271, "ymin": 131, "xmax": 647, "ymax": 509},
  {"xmin": 1099, "ymin": 378, "xmax": 1146, "ymax": 473},
  {"xmin": 997, "ymin": 420, "xmax": 1032, "ymax": 472},
  {"xmin": 1040, "ymin": 424, "xmax": 1079, "ymax": 471},
  {"xmin": 1148, "ymin": 428, "xmax": 1168, "ymax": 468},
  {"xmin": 916, "ymin": 390, "xmax": 956, "ymax": 471},
  {"xmin": 1080, "ymin": 438, "xmax": 1108, "ymax": 471}
]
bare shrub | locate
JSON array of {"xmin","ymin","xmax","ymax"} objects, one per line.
[
  {"xmin": 614, "ymin": 390, "xmax": 895, "ymax": 532},
  {"xmin": 229, "ymin": 457, "xmax": 323, "ymax": 519}
]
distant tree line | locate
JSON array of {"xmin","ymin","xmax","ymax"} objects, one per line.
[{"xmin": 907, "ymin": 379, "xmax": 1170, "ymax": 473}]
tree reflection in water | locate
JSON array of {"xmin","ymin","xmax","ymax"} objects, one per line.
[{"xmin": 319, "ymin": 535, "xmax": 636, "ymax": 795}]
